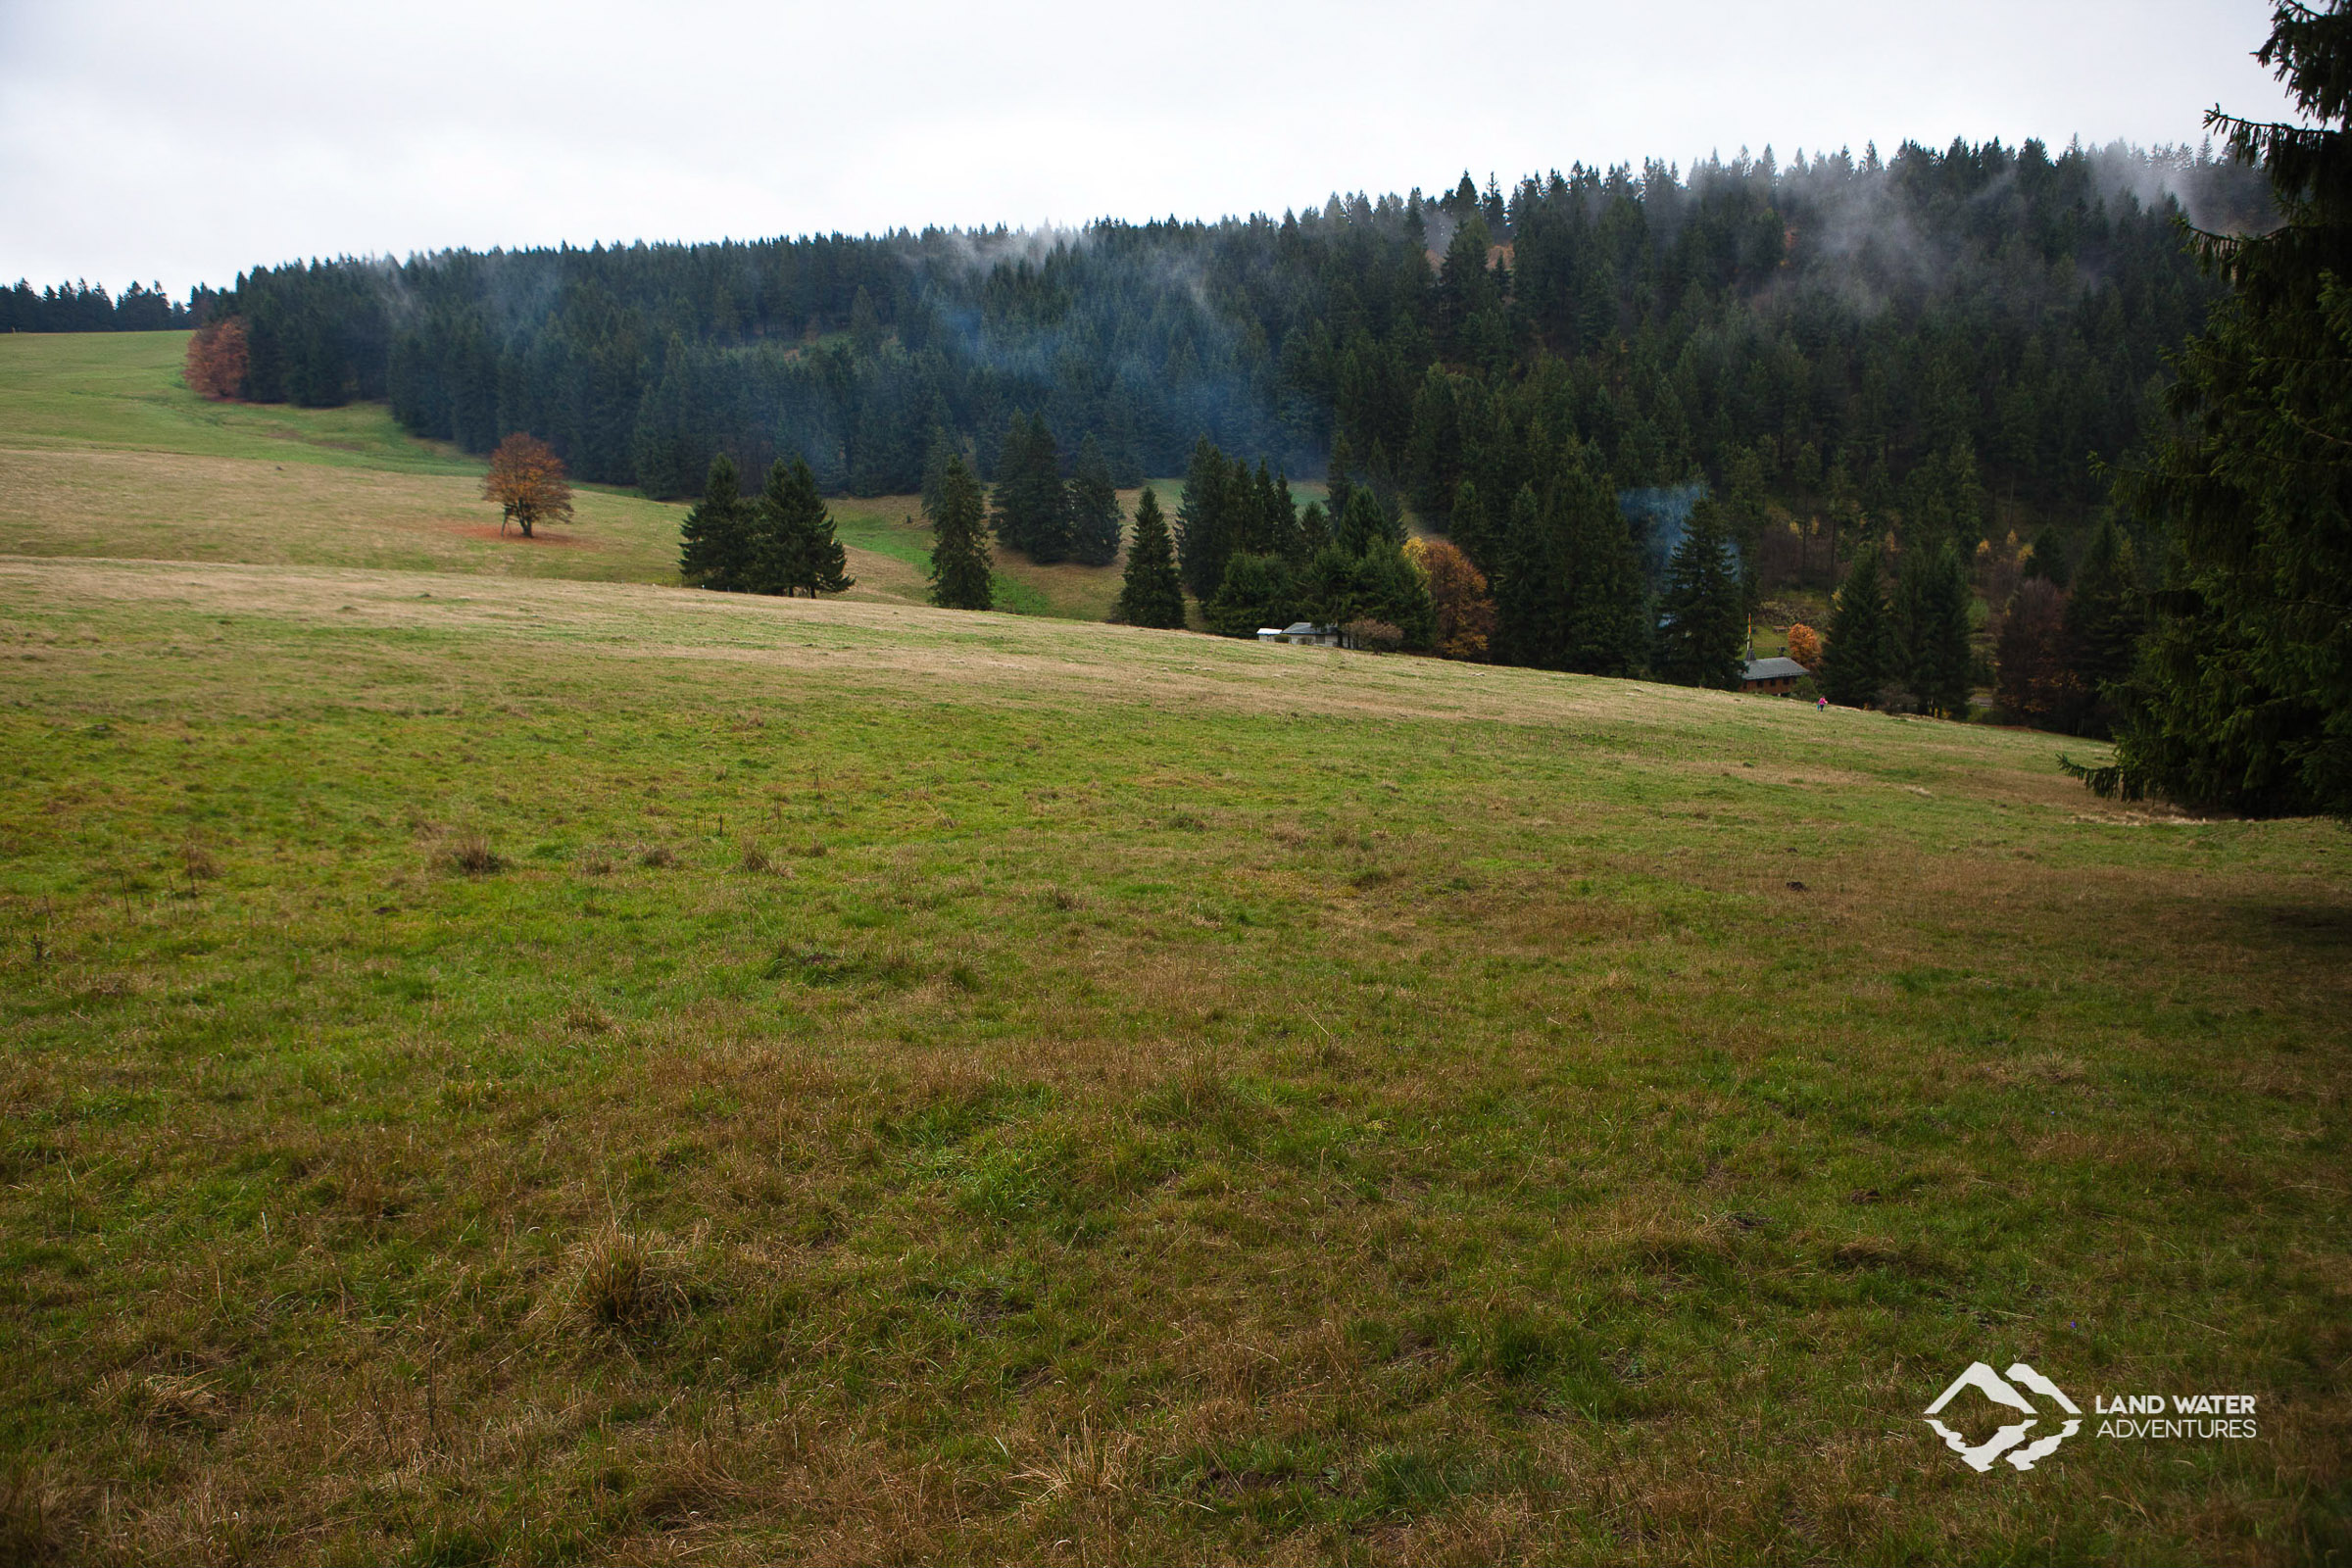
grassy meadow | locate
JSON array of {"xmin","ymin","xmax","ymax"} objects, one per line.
[
  {"xmin": 0, "ymin": 332, "xmax": 1153, "ymax": 620},
  {"xmin": 0, "ymin": 335, "xmax": 2348, "ymax": 1565}
]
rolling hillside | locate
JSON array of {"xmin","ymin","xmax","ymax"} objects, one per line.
[
  {"xmin": 0, "ymin": 335, "xmax": 2346, "ymax": 1564},
  {"xmin": 0, "ymin": 332, "xmax": 1151, "ymax": 617}
]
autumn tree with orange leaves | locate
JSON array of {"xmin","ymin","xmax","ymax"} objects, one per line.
[
  {"xmin": 1403, "ymin": 537, "xmax": 1496, "ymax": 661},
  {"xmin": 483, "ymin": 434, "xmax": 574, "ymax": 538},
  {"xmin": 1786, "ymin": 622, "xmax": 1821, "ymax": 667},
  {"xmin": 183, "ymin": 317, "xmax": 247, "ymax": 400}
]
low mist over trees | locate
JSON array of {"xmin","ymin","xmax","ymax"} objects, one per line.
[{"xmin": 188, "ymin": 138, "xmax": 2256, "ymax": 537}]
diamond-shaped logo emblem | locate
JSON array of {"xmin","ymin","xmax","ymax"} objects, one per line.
[{"xmin": 1924, "ymin": 1361, "xmax": 2082, "ymax": 1472}]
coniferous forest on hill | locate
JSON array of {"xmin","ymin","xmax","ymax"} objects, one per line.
[{"xmin": 197, "ymin": 139, "xmax": 2264, "ymax": 537}]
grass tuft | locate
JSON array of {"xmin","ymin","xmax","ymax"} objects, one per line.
[
  {"xmin": 543, "ymin": 1223, "xmax": 696, "ymax": 1337},
  {"xmin": 435, "ymin": 832, "xmax": 503, "ymax": 875},
  {"xmin": 0, "ymin": 1465, "xmax": 76, "ymax": 1566},
  {"xmin": 97, "ymin": 1370, "xmax": 228, "ymax": 1435}
]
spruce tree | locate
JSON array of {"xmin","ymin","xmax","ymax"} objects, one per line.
[
  {"xmin": 1254, "ymin": 462, "xmax": 1301, "ymax": 560},
  {"xmin": 1449, "ymin": 478, "xmax": 1495, "ymax": 573},
  {"xmin": 1335, "ymin": 487, "xmax": 1400, "ymax": 555},
  {"xmin": 678, "ymin": 453, "xmax": 751, "ymax": 591},
  {"xmin": 1653, "ymin": 500, "xmax": 1746, "ymax": 689},
  {"xmin": 1560, "ymin": 465, "xmax": 1649, "ymax": 676},
  {"xmin": 2062, "ymin": 514, "xmax": 2144, "ymax": 736},
  {"xmin": 1297, "ymin": 500, "xmax": 1332, "ymax": 558},
  {"xmin": 754, "ymin": 457, "xmax": 853, "ymax": 597},
  {"xmin": 919, "ymin": 426, "xmax": 959, "ymax": 521},
  {"xmin": 1024, "ymin": 414, "xmax": 1074, "ymax": 563},
  {"xmin": 1176, "ymin": 437, "xmax": 1233, "ymax": 599},
  {"xmin": 2097, "ymin": 4, "xmax": 2352, "ymax": 814},
  {"xmin": 800, "ymin": 465, "xmax": 854, "ymax": 596},
  {"xmin": 927, "ymin": 452, "xmax": 995, "ymax": 611},
  {"xmin": 1820, "ymin": 549, "xmax": 1891, "ymax": 707},
  {"xmin": 1494, "ymin": 482, "xmax": 1565, "ymax": 667},
  {"xmin": 1891, "ymin": 539, "xmax": 1973, "ymax": 715},
  {"xmin": 1113, "ymin": 487, "xmax": 1186, "ymax": 628},
  {"xmin": 1354, "ymin": 541, "xmax": 1438, "ymax": 648},
  {"xmin": 1205, "ymin": 553, "xmax": 1292, "ymax": 636},
  {"xmin": 1068, "ymin": 433, "xmax": 1123, "ymax": 566},
  {"xmin": 2024, "ymin": 523, "xmax": 2071, "ymax": 587},
  {"xmin": 990, "ymin": 413, "xmax": 1070, "ymax": 562},
  {"xmin": 746, "ymin": 459, "xmax": 800, "ymax": 596}
]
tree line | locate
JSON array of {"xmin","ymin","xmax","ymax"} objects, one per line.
[
  {"xmin": 161, "ymin": 99, "xmax": 2352, "ymax": 816},
  {"xmin": 1, "ymin": 279, "xmax": 210, "ymax": 332},
  {"xmin": 187, "ymin": 137, "xmax": 2256, "ymax": 552}
]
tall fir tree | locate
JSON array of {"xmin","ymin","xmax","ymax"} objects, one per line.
[
  {"xmin": 678, "ymin": 452, "xmax": 751, "ymax": 591},
  {"xmin": 2061, "ymin": 514, "xmax": 2146, "ymax": 737},
  {"xmin": 1113, "ymin": 487, "xmax": 1186, "ymax": 628},
  {"xmin": 990, "ymin": 413, "xmax": 1072, "ymax": 562},
  {"xmin": 1205, "ymin": 554, "xmax": 1293, "ymax": 636},
  {"xmin": 2024, "ymin": 523, "xmax": 2071, "ymax": 587},
  {"xmin": 746, "ymin": 460, "xmax": 801, "ymax": 595},
  {"xmin": 1448, "ymin": 478, "xmax": 1496, "ymax": 573},
  {"xmin": 1891, "ymin": 539, "xmax": 1973, "ymax": 715},
  {"xmin": 1176, "ymin": 437, "xmax": 1234, "ymax": 599},
  {"xmin": 1068, "ymin": 433, "xmax": 1124, "ymax": 567},
  {"xmin": 1653, "ymin": 500, "xmax": 1746, "ymax": 689},
  {"xmin": 1560, "ymin": 466, "xmax": 1650, "ymax": 676},
  {"xmin": 754, "ymin": 457, "xmax": 854, "ymax": 597},
  {"xmin": 1820, "ymin": 549, "xmax": 1892, "ymax": 707},
  {"xmin": 926, "ymin": 452, "xmax": 994, "ymax": 611},
  {"xmin": 1249, "ymin": 461, "xmax": 1301, "ymax": 560},
  {"xmin": 919, "ymin": 426, "xmax": 959, "ymax": 522},
  {"xmin": 1296, "ymin": 499, "xmax": 1332, "ymax": 558},
  {"xmin": 1494, "ymin": 482, "xmax": 1565, "ymax": 667},
  {"xmin": 2094, "ymin": 3, "xmax": 2352, "ymax": 815},
  {"xmin": 1334, "ymin": 486, "xmax": 1401, "ymax": 554}
]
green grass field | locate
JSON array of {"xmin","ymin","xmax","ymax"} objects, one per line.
[
  {"xmin": 0, "ymin": 333, "xmax": 1143, "ymax": 619},
  {"xmin": 1, "ymin": 335, "xmax": 2347, "ymax": 1565}
]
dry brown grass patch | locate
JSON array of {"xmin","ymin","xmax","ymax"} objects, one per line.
[
  {"xmin": 0, "ymin": 1464, "xmax": 79, "ymax": 1566},
  {"xmin": 1008, "ymin": 1417, "xmax": 1141, "ymax": 1513},
  {"xmin": 96, "ymin": 1369, "xmax": 228, "ymax": 1434},
  {"xmin": 536, "ymin": 1221, "xmax": 701, "ymax": 1338},
  {"xmin": 433, "ymin": 831, "xmax": 502, "ymax": 875}
]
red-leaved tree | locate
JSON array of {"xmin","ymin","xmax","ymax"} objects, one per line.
[
  {"xmin": 483, "ymin": 434, "xmax": 574, "ymax": 539},
  {"xmin": 1403, "ymin": 537, "xmax": 1496, "ymax": 661},
  {"xmin": 184, "ymin": 317, "xmax": 247, "ymax": 400}
]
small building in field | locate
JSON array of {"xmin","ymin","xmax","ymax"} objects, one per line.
[
  {"xmin": 1741, "ymin": 656, "xmax": 1809, "ymax": 694},
  {"xmin": 1259, "ymin": 622, "xmax": 1344, "ymax": 647}
]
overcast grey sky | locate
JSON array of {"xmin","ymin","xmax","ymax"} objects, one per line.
[{"xmin": 0, "ymin": 0, "xmax": 2302, "ymax": 296}]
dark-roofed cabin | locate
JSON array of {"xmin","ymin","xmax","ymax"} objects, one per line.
[{"xmin": 1741, "ymin": 656, "xmax": 1809, "ymax": 694}]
